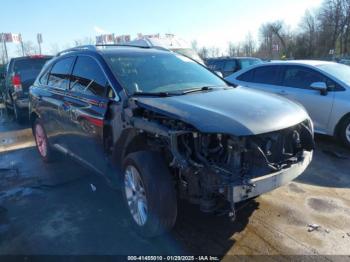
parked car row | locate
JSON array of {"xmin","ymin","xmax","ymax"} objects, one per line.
[
  {"xmin": 26, "ymin": 44, "xmax": 314, "ymax": 237},
  {"xmin": 205, "ymin": 57, "xmax": 263, "ymax": 77},
  {"xmin": 0, "ymin": 55, "xmax": 53, "ymax": 122},
  {"xmin": 225, "ymin": 60, "xmax": 350, "ymax": 148}
]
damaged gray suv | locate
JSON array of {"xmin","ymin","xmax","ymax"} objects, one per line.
[{"xmin": 29, "ymin": 45, "xmax": 314, "ymax": 237}]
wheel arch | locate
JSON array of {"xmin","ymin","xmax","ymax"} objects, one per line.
[
  {"xmin": 334, "ymin": 112, "xmax": 350, "ymax": 137},
  {"xmin": 111, "ymin": 128, "xmax": 149, "ymax": 166},
  {"xmin": 30, "ymin": 111, "xmax": 40, "ymax": 131}
]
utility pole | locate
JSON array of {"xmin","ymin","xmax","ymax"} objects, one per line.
[
  {"xmin": 18, "ymin": 34, "xmax": 24, "ymax": 56},
  {"xmin": 37, "ymin": 33, "xmax": 42, "ymax": 55},
  {"xmin": 1, "ymin": 33, "xmax": 8, "ymax": 63}
]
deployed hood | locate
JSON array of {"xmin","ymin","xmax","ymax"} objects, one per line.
[{"xmin": 133, "ymin": 87, "xmax": 309, "ymax": 136}]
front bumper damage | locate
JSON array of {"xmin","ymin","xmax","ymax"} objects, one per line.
[
  {"xmin": 232, "ymin": 150, "xmax": 312, "ymax": 203},
  {"xmin": 126, "ymin": 104, "xmax": 314, "ymax": 218}
]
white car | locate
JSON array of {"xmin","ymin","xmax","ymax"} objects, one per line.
[{"xmin": 225, "ymin": 60, "xmax": 350, "ymax": 148}]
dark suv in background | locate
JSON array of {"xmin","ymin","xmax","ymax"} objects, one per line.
[
  {"xmin": 205, "ymin": 57, "xmax": 263, "ymax": 77},
  {"xmin": 2, "ymin": 55, "xmax": 52, "ymax": 123},
  {"xmin": 0, "ymin": 64, "xmax": 6, "ymax": 100},
  {"xmin": 29, "ymin": 45, "xmax": 313, "ymax": 237}
]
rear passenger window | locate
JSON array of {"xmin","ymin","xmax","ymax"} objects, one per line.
[
  {"xmin": 70, "ymin": 56, "xmax": 108, "ymax": 97},
  {"xmin": 39, "ymin": 66, "xmax": 52, "ymax": 85},
  {"xmin": 48, "ymin": 57, "xmax": 75, "ymax": 89},
  {"xmin": 209, "ymin": 60, "xmax": 224, "ymax": 71},
  {"xmin": 223, "ymin": 60, "xmax": 236, "ymax": 72},
  {"xmin": 252, "ymin": 66, "xmax": 280, "ymax": 85}
]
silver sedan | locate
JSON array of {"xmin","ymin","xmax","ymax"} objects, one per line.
[{"xmin": 225, "ymin": 60, "xmax": 350, "ymax": 148}]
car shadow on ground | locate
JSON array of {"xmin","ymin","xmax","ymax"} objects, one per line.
[
  {"xmin": 0, "ymin": 106, "xmax": 31, "ymax": 132},
  {"xmin": 170, "ymin": 199, "xmax": 259, "ymax": 256}
]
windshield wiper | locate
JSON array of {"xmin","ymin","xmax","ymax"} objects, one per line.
[
  {"xmin": 179, "ymin": 86, "xmax": 214, "ymax": 95},
  {"xmin": 132, "ymin": 91, "xmax": 170, "ymax": 97}
]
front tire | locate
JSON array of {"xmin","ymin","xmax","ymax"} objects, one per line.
[
  {"xmin": 339, "ymin": 116, "xmax": 350, "ymax": 149},
  {"xmin": 122, "ymin": 151, "xmax": 177, "ymax": 237},
  {"xmin": 33, "ymin": 119, "xmax": 56, "ymax": 162}
]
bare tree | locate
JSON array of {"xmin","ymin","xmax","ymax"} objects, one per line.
[
  {"xmin": 191, "ymin": 40, "xmax": 198, "ymax": 52},
  {"xmin": 208, "ymin": 46, "xmax": 220, "ymax": 57},
  {"xmin": 242, "ymin": 32, "xmax": 255, "ymax": 56},
  {"xmin": 300, "ymin": 10, "xmax": 317, "ymax": 57},
  {"xmin": 16, "ymin": 41, "xmax": 38, "ymax": 56},
  {"xmin": 198, "ymin": 46, "xmax": 209, "ymax": 59},
  {"xmin": 227, "ymin": 42, "xmax": 242, "ymax": 57}
]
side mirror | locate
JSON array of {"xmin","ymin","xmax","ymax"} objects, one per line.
[
  {"xmin": 215, "ymin": 71, "xmax": 223, "ymax": 78},
  {"xmin": 310, "ymin": 82, "xmax": 328, "ymax": 95}
]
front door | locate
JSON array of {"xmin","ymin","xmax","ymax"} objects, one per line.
[
  {"xmin": 279, "ymin": 65, "xmax": 335, "ymax": 133},
  {"xmin": 62, "ymin": 55, "xmax": 111, "ymax": 173}
]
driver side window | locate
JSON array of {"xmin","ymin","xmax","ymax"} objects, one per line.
[{"xmin": 70, "ymin": 56, "xmax": 108, "ymax": 97}]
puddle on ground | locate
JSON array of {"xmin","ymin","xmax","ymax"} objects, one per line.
[
  {"xmin": 288, "ymin": 183, "xmax": 305, "ymax": 194},
  {"xmin": 307, "ymin": 197, "xmax": 341, "ymax": 213},
  {"xmin": 0, "ymin": 187, "xmax": 42, "ymax": 202}
]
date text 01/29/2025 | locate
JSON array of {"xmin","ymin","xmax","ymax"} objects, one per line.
[{"xmin": 127, "ymin": 256, "xmax": 220, "ymax": 261}]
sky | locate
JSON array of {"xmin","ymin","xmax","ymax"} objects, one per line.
[{"xmin": 1, "ymin": 0, "xmax": 323, "ymax": 58}]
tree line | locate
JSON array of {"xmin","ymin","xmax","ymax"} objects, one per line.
[
  {"xmin": 195, "ymin": 0, "xmax": 350, "ymax": 60},
  {"xmin": 2, "ymin": 0, "xmax": 349, "ymax": 62}
]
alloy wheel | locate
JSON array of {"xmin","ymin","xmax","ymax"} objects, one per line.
[
  {"xmin": 346, "ymin": 123, "xmax": 350, "ymax": 143},
  {"xmin": 124, "ymin": 165, "xmax": 148, "ymax": 226},
  {"xmin": 35, "ymin": 124, "xmax": 48, "ymax": 158}
]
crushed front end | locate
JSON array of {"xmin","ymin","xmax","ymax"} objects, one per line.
[
  {"xmin": 168, "ymin": 119, "xmax": 314, "ymax": 216},
  {"xmin": 126, "ymin": 102, "xmax": 314, "ymax": 218}
]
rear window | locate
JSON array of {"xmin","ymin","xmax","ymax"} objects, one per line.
[
  {"xmin": 238, "ymin": 58, "xmax": 262, "ymax": 70},
  {"xmin": 13, "ymin": 58, "xmax": 52, "ymax": 81},
  {"xmin": 207, "ymin": 60, "xmax": 225, "ymax": 71}
]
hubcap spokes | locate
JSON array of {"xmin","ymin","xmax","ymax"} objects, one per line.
[
  {"xmin": 124, "ymin": 166, "xmax": 148, "ymax": 226},
  {"xmin": 35, "ymin": 125, "xmax": 47, "ymax": 157}
]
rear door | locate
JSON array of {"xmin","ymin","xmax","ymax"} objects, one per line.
[
  {"xmin": 43, "ymin": 56, "xmax": 75, "ymax": 143},
  {"xmin": 279, "ymin": 65, "xmax": 335, "ymax": 133},
  {"xmin": 62, "ymin": 55, "xmax": 111, "ymax": 172},
  {"xmin": 236, "ymin": 65, "xmax": 285, "ymax": 95}
]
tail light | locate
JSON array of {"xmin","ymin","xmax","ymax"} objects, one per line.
[
  {"xmin": 12, "ymin": 75, "xmax": 22, "ymax": 91},
  {"xmin": 30, "ymin": 55, "xmax": 44, "ymax": 58}
]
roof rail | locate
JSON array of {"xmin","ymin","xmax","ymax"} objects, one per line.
[
  {"xmin": 56, "ymin": 45, "xmax": 97, "ymax": 56},
  {"xmin": 95, "ymin": 43, "xmax": 148, "ymax": 48},
  {"xmin": 56, "ymin": 44, "xmax": 170, "ymax": 56}
]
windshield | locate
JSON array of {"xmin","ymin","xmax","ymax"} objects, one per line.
[
  {"xmin": 238, "ymin": 58, "xmax": 263, "ymax": 70},
  {"xmin": 104, "ymin": 52, "xmax": 227, "ymax": 95},
  {"xmin": 171, "ymin": 48, "xmax": 205, "ymax": 64},
  {"xmin": 317, "ymin": 63, "xmax": 350, "ymax": 86}
]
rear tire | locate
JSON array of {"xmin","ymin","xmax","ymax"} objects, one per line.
[
  {"xmin": 33, "ymin": 118, "xmax": 56, "ymax": 162},
  {"xmin": 13, "ymin": 103, "xmax": 25, "ymax": 124},
  {"xmin": 122, "ymin": 151, "xmax": 177, "ymax": 237},
  {"xmin": 338, "ymin": 116, "xmax": 350, "ymax": 149}
]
